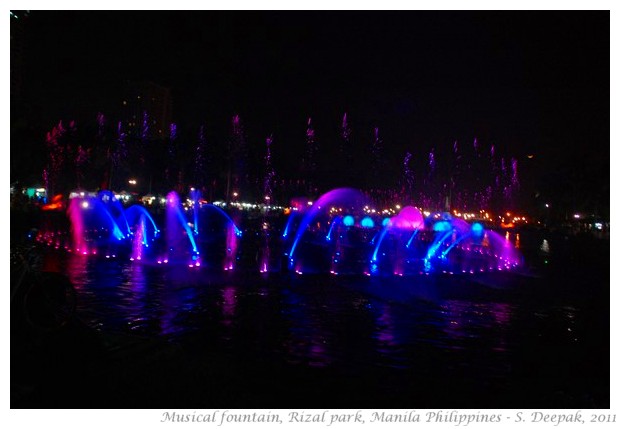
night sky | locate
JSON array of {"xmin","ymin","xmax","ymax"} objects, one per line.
[{"xmin": 11, "ymin": 11, "xmax": 610, "ymax": 214}]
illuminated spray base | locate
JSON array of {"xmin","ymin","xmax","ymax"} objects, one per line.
[{"xmin": 36, "ymin": 188, "xmax": 521, "ymax": 276}]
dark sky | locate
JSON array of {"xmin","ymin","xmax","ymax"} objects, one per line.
[{"xmin": 14, "ymin": 11, "xmax": 610, "ymax": 210}]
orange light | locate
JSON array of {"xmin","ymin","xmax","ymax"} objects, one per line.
[{"xmin": 41, "ymin": 194, "xmax": 64, "ymax": 211}]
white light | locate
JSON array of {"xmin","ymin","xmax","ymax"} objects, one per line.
[
  {"xmin": 574, "ymin": 214, "xmax": 580, "ymax": 219},
  {"xmin": 128, "ymin": 179, "xmax": 137, "ymax": 185},
  {"xmin": 545, "ymin": 203, "xmax": 549, "ymax": 208},
  {"xmin": 81, "ymin": 201, "xmax": 89, "ymax": 208}
]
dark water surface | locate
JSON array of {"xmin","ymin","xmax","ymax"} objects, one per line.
[{"xmin": 11, "ymin": 232, "xmax": 609, "ymax": 408}]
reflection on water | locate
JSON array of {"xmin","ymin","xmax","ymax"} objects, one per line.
[
  {"xmin": 59, "ymin": 249, "xmax": 595, "ymax": 380},
  {"xmin": 281, "ymin": 286, "xmax": 334, "ymax": 368}
]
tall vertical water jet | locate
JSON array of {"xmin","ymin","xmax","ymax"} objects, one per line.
[
  {"xmin": 302, "ymin": 118, "xmax": 317, "ymax": 192},
  {"xmin": 227, "ymin": 115, "xmax": 248, "ymax": 201},
  {"xmin": 109, "ymin": 121, "xmax": 127, "ymax": 190},
  {"xmin": 224, "ymin": 221, "xmax": 238, "ymax": 271},
  {"xmin": 130, "ymin": 215, "xmax": 147, "ymax": 261},
  {"xmin": 263, "ymin": 135, "xmax": 275, "ymax": 202},
  {"xmin": 190, "ymin": 188, "xmax": 201, "ymax": 235},
  {"xmin": 401, "ymin": 152, "xmax": 414, "ymax": 203},
  {"xmin": 370, "ymin": 127, "xmax": 385, "ymax": 184},
  {"xmin": 259, "ymin": 219, "xmax": 271, "ymax": 273},
  {"xmin": 194, "ymin": 125, "xmax": 211, "ymax": 196},
  {"xmin": 259, "ymin": 135, "xmax": 275, "ymax": 273},
  {"xmin": 339, "ymin": 113, "xmax": 354, "ymax": 185},
  {"xmin": 67, "ymin": 198, "xmax": 88, "ymax": 254}
]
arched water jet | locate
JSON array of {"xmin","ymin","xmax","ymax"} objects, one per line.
[
  {"xmin": 165, "ymin": 191, "xmax": 199, "ymax": 266},
  {"xmin": 288, "ymin": 188, "xmax": 369, "ymax": 272},
  {"xmin": 125, "ymin": 205, "xmax": 160, "ymax": 236},
  {"xmin": 201, "ymin": 204, "xmax": 242, "ymax": 237},
  {"xmin": 98, "ymin": 190, "xmax": 131, "ymax": 236},
  {"xmin": 282, "ymin": 212, "xmax": 296, "ymax": 239},
  {"xmin": 66, "ymin": 196, "xmax": 126, "ymax": 255}
]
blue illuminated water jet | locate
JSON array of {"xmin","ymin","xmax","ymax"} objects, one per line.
[
  {"xmin": 288, "ymin": 188, "xmax": 368, "ymax": 266},
  {"xmin": 165, "ymin": 191, "xmax": 199, "ymax": 264},
  {"xmin": 326, "ymin": 216, "xmax": 342, "ymax": 241},
  {"xmin": 202, "ymin": 204, "xmax": 242, "ymax": 237}
]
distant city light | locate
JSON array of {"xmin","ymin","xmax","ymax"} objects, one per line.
[
  {"xmin": 128, "ymin": 179, "xmax": 137, "ymax": 185},
  {"xmin": 574, "ymin": 214, "xmax": 581, "ymax": 219}
]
